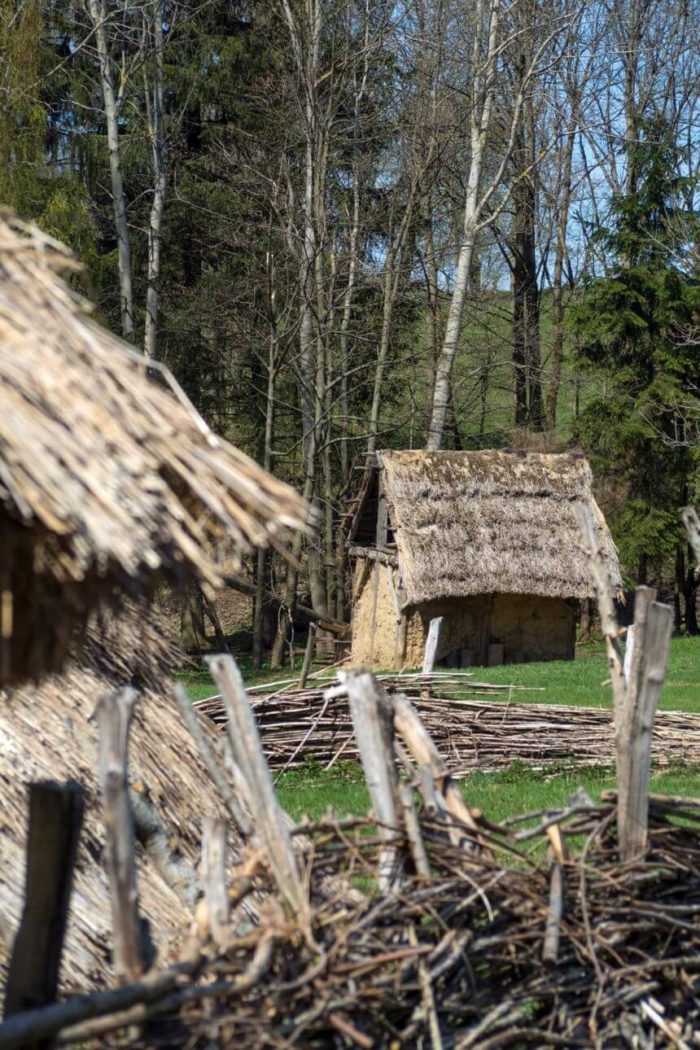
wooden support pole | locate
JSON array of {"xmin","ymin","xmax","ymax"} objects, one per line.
[
  {"xmin": 4, "ymin": 781, "xmax": 85, "ymax": 1032},
  {"xmin": 96, "ymin": 688, "xmax": 147, "ymax": 983},
  {"xmin": 201, "ymin": 817, "xmax": 229, "ymax": 949},
  {"xmin": 206, "ymin": 655, "xmax": 309, "ymax": 926},
  {"xmin": 617, "ymin": 589, "xmax": 673, "ymax": 861},
  {"xmin": 422, "ymin": 617, "xmax": 444, "ymax": 674},
  {"xmin": 578, "ymin": 507, "xmax": 674, "ymax": 862},
  {"xmin": 340, "ymin": 669, "xmax": 403, "ymax": 890},
  {"xmin": 298, "ymin": 623, "xmax": 317, "ymax": 689}
]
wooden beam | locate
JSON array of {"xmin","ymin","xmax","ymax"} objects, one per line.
[{"xmin": 4, "ymin": 781, "xmax": 85, "ymax": 1033}]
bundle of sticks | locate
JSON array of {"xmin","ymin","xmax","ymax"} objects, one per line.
[{"xmin": 195, "ymin": 678, "xmax": 700, "ymax": 775}]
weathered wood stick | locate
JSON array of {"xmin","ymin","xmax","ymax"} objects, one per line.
[
  {"xmin": 340, "ymin": 669, "xmax": 403, "ymax": 890},
  {"xmin": 576, "ymin": 504, "xmax": 626, "ymax": 713},
  {"xmin": 422, "ymin": 617, "xmax": 444, "ymax": 675},
  {"xmin": 173, "ymin": 684, "xmax": 251, "ymax": 837},
  {"xmin": 201, "ymin": 816, "xmax": 229, "ymax": 948},
  {"xmin": 4, "ymin": 781, "xmax": 85, "ymax": 1033},
  {"xmin": 0, "ymin": 947, "xmax": 203, "ymax": 1050},
  {"xmin": 298, "ymin": 623, "xmax": 317, "ymax": 689},
  {"xmin": 618, "ymin": 595, "xmax": 673, "ymax": 861},
  {"xmin": 96, "ymin": 688, "xmax": 148, "ymax": 983},
  {"xmin": 542, "ymin": 861, "xmax": 563, "ymax": 964},
  {"xmin": 206, "ymin": 655, "xmax": 309, "ymax": 925},
  {"xmin": 400, "ymin": 781, "xmax": 430, "ymax": 879}
]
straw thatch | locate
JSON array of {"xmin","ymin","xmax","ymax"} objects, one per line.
[
  {"xmin": 0, "ymin": 606, "xmax": 223, "ymax": 994},
  {"xmin": 352, "ymin": 449, "xmax": 622, "ymax": 606},
  {"xmin": 0, "ymin": 215, "xmax": 308, "ymax": 683}
]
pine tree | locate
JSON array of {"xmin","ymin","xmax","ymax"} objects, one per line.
[{"xmin": 570, "ymin": 117, "xmax": 700, "ymax": 614}]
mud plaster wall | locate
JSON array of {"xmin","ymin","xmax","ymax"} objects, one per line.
[
  {"xmin": 351, "ymin": 559, "xmax": 404, "ymax": 669},
  {"xmin": 351, "ymin": 568, "xmax": 576, "ymax": 670}
]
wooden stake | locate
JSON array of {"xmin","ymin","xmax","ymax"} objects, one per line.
[
  {"xmin": 206, "ymin": 655, "xmax": 308, "ymax": 925},
  {"xmin": 4, "ymin": 781, "xmax": 84, "ymax": 1032},
  {"xmin": 201, "ymin": 817, "xmax": 229, "ymax": 948},
  {"xmin": 340, "ymin": 669, "xmax": 403, "ymax": 890},
  {"xmin": 617, "ymin": 591, "xmax": 673, "ymax": 861},
  {"xmin": 423, "ymin": 617, "xmax": 444, "ymax": 674},
  {"xmin": 96, "ymin": 688, "xmax": 147, "ymax": 983}
]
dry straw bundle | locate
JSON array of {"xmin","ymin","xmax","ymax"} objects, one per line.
[{"xmin": 0, "ymin": 215, "xmax": 308, "ymax": 683}]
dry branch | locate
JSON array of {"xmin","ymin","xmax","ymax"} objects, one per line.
[{"xmin": 96, "ymin": 688, "xmax": 147, "ymax": 983}]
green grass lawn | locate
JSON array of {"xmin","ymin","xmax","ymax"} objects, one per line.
[
  {"xmin": 467, "ymin": 635, "xmax": 700, "ymax": 712},
  {"xmin": 276, "ymin": 761, "xmax": 700, "ymax": 826}
]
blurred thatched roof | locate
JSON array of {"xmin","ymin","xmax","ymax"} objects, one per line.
[
  {"xmin": 0, "ymin": 606, "xmax": 220, "ymax": 994},
  {"xmin": 0, "ymin": 215, "xmax": 308, "ymax": 683},
  {"xmin": 352, "ymin": 450, "xmax": 622, "ymax": 606}
]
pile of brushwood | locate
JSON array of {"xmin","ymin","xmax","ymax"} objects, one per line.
[
  {"xmin": 2, "ymin": 510, "xmax": 700, "ymax": 1049},
  {"xmin": 3, "ymin": 661, "xmax": 700, "ymax": 1049},
  {"xmin": 195, "ymin": 675, "xmax": 700, "ymax": 776}
]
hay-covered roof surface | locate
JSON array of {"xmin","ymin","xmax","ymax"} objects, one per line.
[
  {"xmin": 359, "ymin": 450, "xmax": 621, "ymax": 606},
  {"xmin": 0, "ymin": 216, "xmax": 308, "ymax": 682},
  {"xmin": 0, "ymin": 609, "xmax": 222, "ymax": 994}
]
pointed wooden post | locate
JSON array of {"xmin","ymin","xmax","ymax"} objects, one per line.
[
  {"xmin": 340, "ymin": 669, "xmax": 403, "ymax": 890},
  {"xmin": 96, "ymin": 688, "xmax": 147, "ymax": 982},
  {"xmin": 617, "ymin": 589, "xmax": 673, "ymax": 861}
]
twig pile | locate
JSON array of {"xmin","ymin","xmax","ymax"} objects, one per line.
[{"xmin": 195, "ymin": 677, "xmax": 700, "ymax": 775}]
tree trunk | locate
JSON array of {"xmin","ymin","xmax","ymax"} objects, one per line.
[
  {"xmin": 545, "ymin": 110, "xmax": 576, "ymax": 431},
  {"xmin": 86, "ymin": 0, "xmax": 134, "ymax": 342},
  {"xmin": 143, "ymin": 0, "xmax": 166, "ymax": 361},
  {"xmin": 181, "ymin": 585, "xmax": 206, "ymax": 653}
]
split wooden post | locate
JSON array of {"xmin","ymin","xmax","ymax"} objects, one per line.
[
  {"xmin": 340, "ymin": 669, "xmax": 403, "ymax": 890},
  {"xmin": 422, "ymin": 617, "xmax": 444, "ymax": 674},
  {"xmin": 201, "ymin": 816, "xmax": 229, "ymax": 948},
  {"xmin": 206, "ymin": 655, "xmax": 309, "ymax": 926},
  {"xmin": 617, "ymin": 588, "xmax": 673, "ymax": 861},
  {"xmin": 393, "ymin": 694, "xmax": 481, "ymax": 846},
  {"xmin": 96, "ymin": 688, "xmax": 147, "ymax": 983},
  {"xmin": 4, "ymin": 781, "xmax": 85, "ymax": 1030},
  {"xmin": 298, "ymin": 623, "xmax": 317, "ymax": 689},
  {"xmin": 577, "ymin": 507, "xmax": 674, "ymax": 862}
]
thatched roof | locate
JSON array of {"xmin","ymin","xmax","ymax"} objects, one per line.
[
  {"xmin": 350, "ymin": 450, "xmax": 622, "ymax": 606},
  {"xmin": 0, "ymin": 607, "xmax": 222, "ymax": 994},
  {"xmin": 0, "ymin": 215, "xmax": 308, "ymax": 683}
]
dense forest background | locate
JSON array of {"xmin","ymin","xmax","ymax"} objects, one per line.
[{"xmin": 2, "ymin": 0, "xmax": 699, "ymax": 655}]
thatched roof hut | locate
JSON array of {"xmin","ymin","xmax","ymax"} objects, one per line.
[
  {"xmin": 0, "ymin": 216, "xmax": 308, "ymax": 684},
  {"xmin": 348, "ymin": 450, "xmax": 622, "ymax": 669}
]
